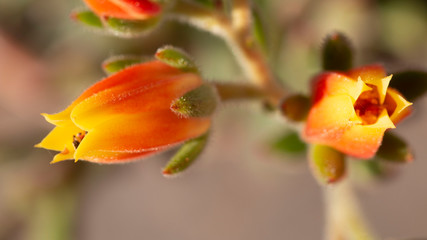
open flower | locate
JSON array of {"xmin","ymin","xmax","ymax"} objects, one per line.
[
  {"xmin": 82, "ymin": 0, "xmax": 162, "ymax": 20},
  {"xmin": 304, "ymin": 65, "xmax": 412, "ymax": 159},
  {"xmin": 35, "ymin": 60, "xmax": 211, "ymax": 164}
]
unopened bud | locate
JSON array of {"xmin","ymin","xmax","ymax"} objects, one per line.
[
  {"xmin": 322, "ymin": 32, "xmax": 353, "ymax": 71},
  {"xmin": 162, "ymin": 133, "xmax": 209, "ymax": 176},
  {"xmin": 280, "ymin": 94, "xmax": 310, "ymax": 122},
  {"xmin": 309, "ymin": 144, "xmax": 346, "ymax": 184}
]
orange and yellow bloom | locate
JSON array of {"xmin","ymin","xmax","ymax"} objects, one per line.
[
  {"xmin": 304, "ymin": 65, "xmax": 412, "ymax": 159},
  {"xmin": 36, "ymin": 60, "xmax": 211, "ymax": 164},
  {"xmin": 83, "ymin": 0, "xmax": 162, "ymax": 20}
]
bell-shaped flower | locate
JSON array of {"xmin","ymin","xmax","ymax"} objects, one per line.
[
  {"xmin": 304, "ymin": 65, "xmax": 412, "ymax": 159},
  {"xmin": 36, "ymin": 60, "xmax": 212, "ymax": 164},
  {"xmin": 82, "ymin": 0, "xmax": 162, "ymax": 20}
]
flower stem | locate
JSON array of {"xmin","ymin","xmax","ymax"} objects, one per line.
[
  {"xmin": 324, "ymin": 180, "xmax": 377, "ymax": 240},
  {"xmin": 214, "ymin": 82, "xmax": 266, "ymax": 101},
  {"xmin": 169, "ymin": 0, "xmax": 286, "ymax": 105}
]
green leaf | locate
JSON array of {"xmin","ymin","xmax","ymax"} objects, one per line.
[
  {"xmin": 155, "ymin": 46, "xmax": 198, "ymax": 72},
  {"xmin": 322, "ymin": 32, "xmax": 353, "ymax": 71},
  {"xmin": 272, "ymin": 131, "xmax": 306, "ymax": 155},
  {"xmin": 193, "ymin": 0, "xmax": 215, "ymax": 7},
  {"xmin": 105, "ymin": 17, "xmax": 159, "ymax": 37},
  {"xmin": 309, "ymin": 144, "xmax": 346, "ymax": 184},
  {"xmin": 376, "ymin": 132, "xmax": 413, "ymax": 163},
  {"xmin": 163, "ymin": 133, "xmax": 209, "ymax": 176},
  {"xmin": 102, "ymin": 55, "xmax": 145, "ymax": 75},
  {"xmin": 71, "ymin": 10, "xmax": 103, "ymax": 29},
  {"xmin": 389, "ymin": 70, "xmax": 427, "ymax": 101},
  {"xmin": 171, "ymin": 83, "xmax": 218, "ymax": 118}
]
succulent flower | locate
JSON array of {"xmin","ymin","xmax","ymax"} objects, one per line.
[
  {"xmin": 36, "ymin": 60, "xmax": 213, "ymax": 164},
  {"xmin": 304, "ymin": 65, "xmax": 412, "ymax": 159},
  {"xmin": 82, "ymin": 0, "xmax": 162, "ymax": 20}
]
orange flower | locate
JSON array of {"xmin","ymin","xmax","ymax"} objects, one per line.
[
  {"xmin": 83, "ymin": 0, "xmax": 162, "ymax": 20},
  {"xmin": 35, "ymin": 61, "xmax": 211, "ymax": 164},
  {"xmin": 304, "ymin": 65, "xmax": 412, "ymax": 159}
]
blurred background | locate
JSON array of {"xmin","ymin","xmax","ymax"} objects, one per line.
[{"xmin": 0, "ymin": 0, "xmax": 426, "ymax": 239}]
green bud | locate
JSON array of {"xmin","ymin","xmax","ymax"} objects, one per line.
[
  {"xmin": 376, "ymin": 132, "xmax": 414, "ymax": 163},
  {"xmin": 272, "ymin": 131, "xmax": 307, "ymax": 155},
  {"xmin": 71, "ymin": 10, "xmax": 103, "ymax": 29},
  {"xmin": 322, "ymin": 32, "xmax": 353, "ymax": 71},
  {"xmin": 280, "ymin": 94, "xmax": 310, "ymax": 122},
  {"xmin": 102, "ymin": 55, "xmax": 145, "ymax": 75},
  {"xmin": 389, "ymin": 70, "xmax": 427, "ymax": 102},
  {"xmin": 309, "ymin": 144, "xmax": 346, "ymax": 185},
  {"xmin": 162, "ymin": 133, "xmax": 209, "ymax": 176},
  {"xmin": 171, "ymin": 84, "xmax": 218, "ymax": 118},
  {"xmin": 155, "ymin": 46, "xmax": 198, "ymax": 73},
  {"xmin": 105, "ymin": 17, "xmax": 159, "ymax": 37}
]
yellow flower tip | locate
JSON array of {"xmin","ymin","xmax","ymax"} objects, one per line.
[
  {"xmin": 367, "ymin": 109, "xmax": 396, "ymax": 129},
  {"xmin": 50, "ymin": 148, "xmax": 74, "ymax": 164}
]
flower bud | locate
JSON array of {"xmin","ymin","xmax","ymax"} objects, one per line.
[
  {"xmin": 309, "ymin": 144, "xmax": 346, "ymax": 184},
  {"xmin": 322, "ymin": 32, "xmax": 353, "ymax": 71},
  {"xmin": 280, "ymin": 94, "xmax": 310, "ymax": 122}
]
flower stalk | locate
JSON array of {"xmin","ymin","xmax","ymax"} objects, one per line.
[
  {"xmin": 324, "ymin": 180, "xmax": 377, "ymax": 240},
  {"xmin": 169, "ymin": 0, "xmax": 286, "ymax": 104}
]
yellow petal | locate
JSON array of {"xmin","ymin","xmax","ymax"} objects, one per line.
[
  {"xmin": 51, "ymin": 148, "xmax": 75, "ymax": 164},
  {"xmin": 363, "ymin": 74, "xmax": 392, "ymax": 104},
  {"xmin": 365, "ymin": 109, "xmax": 395, "ymax": 129},
  {"xmin": 35, "ymin": 121, "xmax": 82, "ymax": 151},
  {"xmin": 386, "ymin": 88, "xmax": 413, "ymax": 123}
]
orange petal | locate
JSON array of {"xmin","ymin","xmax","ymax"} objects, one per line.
[
  {"xmin": 71, "ymin": 68, "xmax": 202, "ymax": 131},
  {"xmin": 330, "ymin": 110, "xmax": 394, "ymax": 159},
  {"xmin": 346, "ymin": 64, "xmax": 386, "ymax": 83},
  {"xmin": 312, "ymin": 73, "xmax": 370, "ymax": 104},
  {"xmin": 74, "ymin": 110, "xmax": 211, "ymax": 159},
  {"xmin": 77, "ymin": 149, "xmax": 160, "ymax": 164},
  {"xmin": 304, "ymin": 95, "xmax": 361, "ymax": 144},
  {"xmin": 83, "ymin": 0, "xmax": 161, "ymax": 20}
]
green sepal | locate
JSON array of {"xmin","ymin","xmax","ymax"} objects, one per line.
[
  {"xmin": 71, "ymin": 10, "xmax": 103, "ymax": 29},
  {"xmin": 280, "ymin": 94, "xmax": 310, "ymax": 122},
  {"xmin": 271, "ymin": 131, "xmax": 307, "ymax": 156},
  {"xmin": 162, "ymin": 132, "xmax": 209, "ymax": 176},
  {"xmin": 309, "ymin": 144, "xmax": 346, "ymax": 185},
  {"xmin": 376, "ymin": 132, "xmax": 413, "ymax": 163},
  {"xmin": 102, "ymin": 55, "xmax": 146, "ymax": 75},
  {"xmin": 322, "ymin": 32, "xmax": 353, "ymax": 71},
  {"xmin": 155, "ymin": 46, "xmax": 198, "ymax": 73},
  {"xmin": 389, "ymin": 70, "xmax": 427, "ymax": 102},
  {"xmin": 105, "ymin": 16, "xmax": 159, "ymax": 37},
  {"xmin": 171, "ymin": 83, "xmax": 218, "ymax": 118}
]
